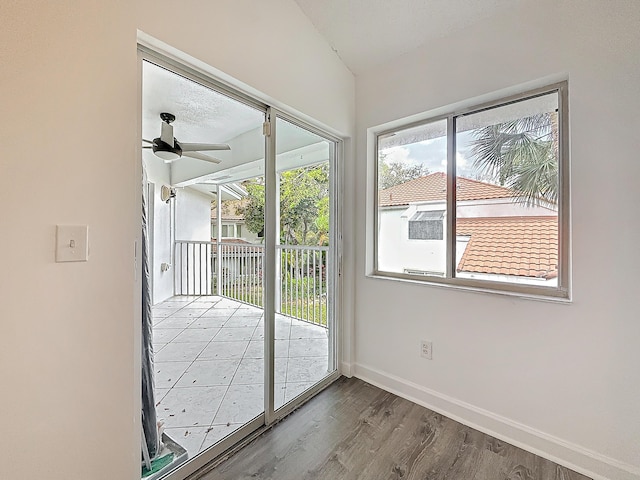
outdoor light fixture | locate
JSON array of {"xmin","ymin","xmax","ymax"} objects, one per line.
[{"xmin": 160, "ymin": 185, "xmax": 176, "ymax": 203}]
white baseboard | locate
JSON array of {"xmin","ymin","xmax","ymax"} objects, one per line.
[
  {"xmin": 340, "ymin": 361, "xmax": 353, "ymax": 377},
  {"xmin": 353, "ymin": 363, "xmax": 639, "ymax": 480}
]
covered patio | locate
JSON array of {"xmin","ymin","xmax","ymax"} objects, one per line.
[{"xmin": 151, "ymin": 296, "xmax": 330, "ymax": 458}]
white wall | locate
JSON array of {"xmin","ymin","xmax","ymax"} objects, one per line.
[
  {"xmin": 456, "ymin": 199, "xmax": 556, "ymax": 218},
  {"xmin": 378, "ymin": 208, "xmax": 447, "ymax": 275},
  {"xmin": 145, "ymin": 157, "xmax": 174, "ymax": 304},
  {"xmin": 175, "ymin": 188, "xmax": 211, "ymax": 242},
  {"xmin": 239, "ymin": 224, "xmax": 260, "ymax": 244},
  {"xmin": 354, "ymin": 2, "xmax": 640, "ymax": 479},
  {"xmin": 174, "ymin": 188, "xmax": 213, "ymax": 296},
  {"xmin": 1, "ymin": 2, "xmax": 354, "ymax": 479},
  {"xmin": 0, "ymin": 2, "xmax": 139, "ymax": 480}
]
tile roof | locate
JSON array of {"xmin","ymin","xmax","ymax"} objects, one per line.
[
  {"xmin": 210, "ymin": 238, "xmax": 252, "ymax": 245},
  {"xmin": 379, "ymin": 172, "xmax": 514, "ymax": 206},
  {"xmin": 211, "ymin": 238, "xmax": 263, "ymax": 254},
  {"xmin": 456, "ymin": 216, "xmax": 558, "ymax": 279}
]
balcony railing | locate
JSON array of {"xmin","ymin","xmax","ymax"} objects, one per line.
[{"xmin": 174, "ymin": 240, "xmax": 328, "ymax": 327}]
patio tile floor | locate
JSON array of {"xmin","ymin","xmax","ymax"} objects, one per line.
[{"xmin": 151, "ymin": 295, "xmax": 330, "ymax": 458}]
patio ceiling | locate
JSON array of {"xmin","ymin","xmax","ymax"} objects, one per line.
[{"xmin": 142, "ymin": 61, "xmax": 333, "ymax": 196}]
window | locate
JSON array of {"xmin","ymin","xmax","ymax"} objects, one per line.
[
  {"xmin": 375, "ymin": 83, "xmax": 569, "ymax": 298},
  {"xmin": 408, "ymin": 210, "xmax": 444, "ymax": 240},
  {"xmin": 217, "ymin": 224, "xmax": 242, "ymax": 238}
]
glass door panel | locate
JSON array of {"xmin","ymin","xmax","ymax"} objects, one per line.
[
  {"xmin": 272, "ymin": 115, "xmax": 338, "ymax": 412},
  {"xmin": 142, "ymin": 56, "xmax": 268, "ymax": 480}
]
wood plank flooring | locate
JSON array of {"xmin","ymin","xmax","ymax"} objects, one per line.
[{"xmin": 199, "ymin": 377, "xmax": 591, "ymax": 480}]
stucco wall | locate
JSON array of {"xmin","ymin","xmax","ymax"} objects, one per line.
[
  {"xmin": 354, "ymin": 2, "xmax": 640, "ymax": 479},
  {"xmin": 175, "ymin": 188, "xmax": 211, "ymax": 242},
  {"xmin": 174, "ymin": 188, "xmax": 214, "ymax": 296},
  {"xmin": 144, "ymin": 157, "xmax": 173, "ymax": 304}
]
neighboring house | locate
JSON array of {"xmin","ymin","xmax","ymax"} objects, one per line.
[
  {"xmin": 378, "ymin": 172, "xmax": 558, "ymax": 286},
  {"xmin": 211, "ymin": 198, "xmax": 262, "ymax": 284},
  {"xmin": 211, "ymin": 198, "xmax": 261, "ymax": 244},
  {"xmin": 210, "ymin": 238, "xmax": 263, "ymax": 285}
]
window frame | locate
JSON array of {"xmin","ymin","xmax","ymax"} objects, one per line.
[{"xmin": 373, "ymin": 82, "xmax": 570, "ymax": 300}]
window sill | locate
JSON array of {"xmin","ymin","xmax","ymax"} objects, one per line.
[{"xmin": 367, "ymin": 272, "xmax": 572, "ymax": 304}]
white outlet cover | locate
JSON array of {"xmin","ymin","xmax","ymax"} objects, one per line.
[
  {"xmin": 421, "ymin": 340, "xmax": 433, "ymax": 360},
  {"xmin": 56, "ymin": 225, "xmax": 89, "ymax": 262}
]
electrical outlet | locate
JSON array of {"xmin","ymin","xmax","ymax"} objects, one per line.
[{"xmin": 420, "ymin": 340, "xmax": 433, "ymax": 360}]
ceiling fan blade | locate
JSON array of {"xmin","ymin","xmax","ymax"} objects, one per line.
[
  {"xmin": 180, "ymin": 142, "xmax": 230, "ymax": 152},
  {"xmin": 160, "ymin": 121, "xmax": 174, "ymax": 147},
  {"xmin": 142, "ymin": 139, "xmax": 154, "ymax": 144},
  {"xmin": 183, "ymin": 151, "xmax": 222, "ymax": 164}
]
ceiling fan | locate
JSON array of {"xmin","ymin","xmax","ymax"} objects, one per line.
[{"xmin": 143, "ymin": 112, "xmax": 230, "ymax": 164}]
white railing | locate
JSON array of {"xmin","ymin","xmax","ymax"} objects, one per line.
[
  {"xmin": 218, "ymin": 242, "xmax": 264, "ymax": 307},
  {"xmin": 277, "ymin": 245, "xmax": 328, "ymax": 327},
  {"xmin": 174, "ymin": 240, "xmax": 213, "ymax": 296},
  {"xmin": 173, "ymin": 241, "xmax": 328, "ymax": 327}
]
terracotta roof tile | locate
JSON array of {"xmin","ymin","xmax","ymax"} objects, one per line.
[
  {"xmin": 211, "ymin": 238, "xmax": 263, "ymax": 253},
  {"xmin": 456, "ymin": 216, "xmax": 558, "ymax": 279},
  {"xmin": 379, "ymin": 172, "xmax": 513, "ymax": 206},
  {"xmin": 211, "ymin": 238, "xmax": 252, "ymax": 245}
]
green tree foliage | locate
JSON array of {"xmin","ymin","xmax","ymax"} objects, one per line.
[
  {"xmin": 378, "ymin": 155, "xmax": 430, "ymax": 190},
  {"xmin": 240, "ymin": 163, "xmax": 330, "ymax": 246},
  {"xmin": 242, "ymin": 180, "xmax": 266, "ymax": 237},
  {"xmin": 315, "ymin": 196, "xmax": 330, "ymax": 246},
  {"xmin": 469, "ymin": 112, "xmax": 558, "ymax": 206}
]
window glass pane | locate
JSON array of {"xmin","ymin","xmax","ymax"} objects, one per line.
[
  {"xmin": 222, "ymin": 224, "xmax": 228, "ymax": 237},
  {"xmin": 377, "ymin": 119, "xmax": 448, "ymax": 277},
  {"xmin": 455, "ymin": 92, "xmax": 559, "ymax": 286}
]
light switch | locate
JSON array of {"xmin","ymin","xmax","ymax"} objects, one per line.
[{"xmin": 56, "ymin": 225, "xmax": 89, "ymax": 262}]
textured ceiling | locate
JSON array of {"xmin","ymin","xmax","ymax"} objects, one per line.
[
  {"xmin": 142, "ymin": 61, "xmax": 331, "ymax": 188},
  {"xmin": 294, "ymin": 0, "xmax": 528, "ymax": 74},
  {"xmin": 142, "ymin": 61, "xmax": 264, "ymax": 146}
]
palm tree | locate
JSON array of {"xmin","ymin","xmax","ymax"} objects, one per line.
[{"xmin": 469, "ymin": 112, "xmax": 558, "ymax": 206}]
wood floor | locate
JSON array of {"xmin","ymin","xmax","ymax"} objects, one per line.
[{"xmin": 200, "ymin": 377, "xmax": 590, "ymax": 480}]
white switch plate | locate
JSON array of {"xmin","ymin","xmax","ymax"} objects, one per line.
[{"xmin": 56, "ymin": 225, "xmax": 89, "ymax": 262}]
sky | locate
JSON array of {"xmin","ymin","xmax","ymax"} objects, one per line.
[{"xmin": 380, "ymin": 130, "xmax": 483, "ymax": 179}]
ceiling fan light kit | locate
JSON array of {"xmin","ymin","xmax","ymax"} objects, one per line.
[
  {"xmin": 154, "ymin": 140, "xmax": 182, "ymax": 163},
  {"xmin": 143, "ymin": 112, "xmax": 230, "ymax": 164}
]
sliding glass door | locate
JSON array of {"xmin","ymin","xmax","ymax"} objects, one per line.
[{"xmin": 140, "ymin": 49, "xmax": 340, "ymax": 480}]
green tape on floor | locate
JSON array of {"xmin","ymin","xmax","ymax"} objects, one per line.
[{"xmin": 142, "ymin": 453, "xmax": 175, "ymax": 478}]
